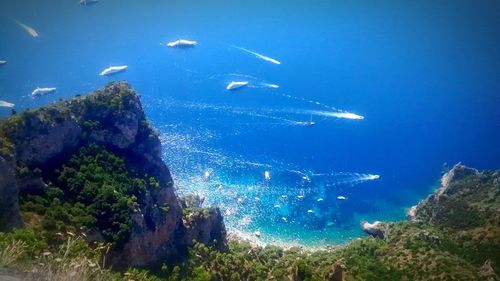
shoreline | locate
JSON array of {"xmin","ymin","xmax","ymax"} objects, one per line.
[{"xmin": 226, "ymin": 227, "xmax": 351, "ymax": 252}]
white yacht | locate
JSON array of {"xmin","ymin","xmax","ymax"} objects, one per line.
[
  {"xmin": 226, "ymin": 81, "xmax": 249, "ymax": 90},
  {"xmin": 167, "ymin": 39, "xmax": 197, "ymax": 47},
  {"xmin": 100, "ymin": 65, "xmax": 128, "ymax": 76},
  {"xmin": 32, "ymin": 87, "xmax": 56, "ymax": 97}
]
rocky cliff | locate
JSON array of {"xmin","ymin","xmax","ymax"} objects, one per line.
[
  {"xmin": 407, "ymin": 163, "xmax": 500, "ymax": 230},
  {"xmin": 0, "ymin": 82, "xmax": 226, "ymax": 267}
]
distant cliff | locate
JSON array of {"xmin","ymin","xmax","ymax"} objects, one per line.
[
  {"xmin": 407, "ymin": 163, "xmax": 500, "ymax": 230},
  {"xmin": 0, "ymin": 82, "xmax": 226, "ymax": 267}
]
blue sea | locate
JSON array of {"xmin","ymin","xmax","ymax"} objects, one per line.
[{"xmin": 1, "ymin": 0, "xmax": 499, "ymax": 247}]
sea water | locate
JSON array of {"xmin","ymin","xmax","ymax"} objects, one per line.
[{"xmin": 0, "ymin": 0, "xmax": 499, "ymax": 247}]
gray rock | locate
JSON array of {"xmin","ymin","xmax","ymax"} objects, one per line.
[{"xmin": 361, "ymin": 221, "xmax": 386, "ymax": 239}]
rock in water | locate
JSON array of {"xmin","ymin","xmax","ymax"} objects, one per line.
[{"xmin": 361, "ymin": 221, "xmax": 386, "ymax": 239}]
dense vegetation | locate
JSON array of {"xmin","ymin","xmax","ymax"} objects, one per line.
[
  {"xmin": 2, "ymin": 219, "xmax": 498, "ymax": 280},
  {"xmin": 20, "ymin": 145, "xmax": 155, "ymax": 247}
]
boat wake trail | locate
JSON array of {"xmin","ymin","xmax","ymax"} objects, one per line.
[
  {"xmin": 184, "ymin": 102, "xmax": 310, "ymax": 126},
  {"xmin": 230, "ymin": 45, "xmax": 281, "ymax": 65},
  {"xmin": 306, "ymin": 110, "xmax": 364, "ymax": 120},
  {"xmin": 209, "ymin": 73, "xmax": 280, "ymax": 89},
  {"xmin": 13, "ymin": 19, "xmax": 39, "ymax": 37}
]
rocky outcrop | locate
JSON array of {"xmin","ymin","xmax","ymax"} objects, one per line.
[
  {"xmin": 361, "ymin": 221, "xmax": 386, "ymax": 239},
  {"xmin": 406, "ymin": 163, "xmax": 499, "ymax": 229},
  {"xmin": 0, "ymin": 82, "xmax": 226, "ymax": 267},
  {"xmin": 327, "ymin": 262, "xmax": 346, "ymax": 281},
  {"xmin": 182, "ymin": 207, "xmax": 227, "ymax": 251}
]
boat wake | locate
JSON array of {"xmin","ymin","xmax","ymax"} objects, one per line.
[{"xmin": 230, "ymin": 45, "xmax": 281, "ymax": 65}]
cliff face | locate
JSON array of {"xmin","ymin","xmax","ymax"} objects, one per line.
[
  {"xmin": 407, "ymin": 163, "xmax": 500, "ymax": 230},
  {"xmin": 0, "ymin": 82, "xmax": 226, "ymax": 267}
]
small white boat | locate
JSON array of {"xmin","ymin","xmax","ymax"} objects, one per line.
[
  {"xmin": 337, "ymin": 196, "xmax": 346, "ymax": 200},
  {"xmin": 0, "ymin": 60, "xmax": 6, "ymax": 65},
  {"xmin": 32, "ymin": 87, "xmax": 56, "ymax": 97},
  {"xmin": 307, "ymin": 209, "xmax": 313, "ymax": 214},
  {"xmin": 297, "ymin": 195, "xmax": 305, "ymax": 200},
  {"xmin": 226, "ymin": 81, "xmax": 249, "ymax": 91},
  {"xmin": 167, "ymin": 39, "xmax": 197, "ymax": 47},
  {"xmin": 80, "ymin": 0, "xmax": 99, "ymax": 5},
  {"xmin": 0, "ymin": 100, "xmax": 15, "ymax": 108},
  {"xmin": 264, "ymin": 170, "xmax": 271, "ymax": 180},
  {"xmin": 274, "ymin": 204, "xmax": 281, "ymax": 208},
  {"xmin": 317, "ymin": 198, "xmax": 324, "ymax": 202},
  {"xmin": 99, "ymin": 65, "xmax": 128, "ymax": 76},
  {"xmin": 282, "ymin": 217, "xmax": 288, "ymax": 223}
]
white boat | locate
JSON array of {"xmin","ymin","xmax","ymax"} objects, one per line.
[
  {"xmin": 307, "ymin": 209, "xmax": 313, "ymax": 214},
  {"xmin": 264, "ymin": 170, "xmax": 271, "ymax": 180},
  {"xmin": 99, "ymin": 65, "xmax": 127, "ymax": 76},
  {"xmin": 0, "ymin": 100, "xmax": 15, "ymax": 108},
  {"xmin": 0, "ymin": 60, "xmax": 6, "ymax": 65},
  {"xmin": 226, "ymin": 81, "xmax": 249, "ymax": 90},
  {"xmin": 80, "ymin": 0, "xmax": 99, "ymax": 5},
  {"xmin": 32, "ymin": 87, "xmax": 56, "ymax": 97},
  {"xmin": 337, "ymin": 196, "xmax": 346, "ymax": 200},
  {"xmin": 167, "ymin": 39, "xmax": 197, "ymax": 47}
]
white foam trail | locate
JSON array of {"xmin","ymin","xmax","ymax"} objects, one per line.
[
  {"xmin": 261, "ymin": 83, "xmax": 280, "ymax": 89},
  {"xmin": 311, "ymin": 172, "xmax": 380, "ymax": 186},
  {"xmin": 210, "ymin": 73, "xmax": 280, "ymax": 89},
  {"xmin": 183, "ymin": 102, "xmax": 309, "ymax": 126},
  {"xmin": 231, "ymin": 45, "xmax": 281, "ymax": 65},
  {"xmin": 230, "ymin": 109, "xmax": 302, "ymax": 126},
  {"xmin": 14, "ymin": 19, "xmax": 39, "ymax": 37},
  {"xmin": 0, "ymin": 100, "xmax": 15, "ymax": 108},
  {"xmin": 307, "ymin": 110, "xmax": 364, "ymax": 120},
  {"xmin": 279, "ymin": 93, "xmax": 339, "ymax": 111}
]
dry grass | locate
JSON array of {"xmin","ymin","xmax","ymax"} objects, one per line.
[
  {"xmin": 23, "ymin": 236, "xmax": 116, "ymax": 281},
  {"xmin": 0, "ymin": 240, "xmax": 26, "ymax": 267}
]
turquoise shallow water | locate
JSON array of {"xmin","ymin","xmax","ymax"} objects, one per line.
[{"xmin": 1, "ymin": 0, "xmax": 499, "ymax": 246}]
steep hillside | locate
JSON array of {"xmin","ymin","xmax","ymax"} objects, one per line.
[{"xmin": 0, "ymin": 82, "xmax": 226, "ymax": 268}]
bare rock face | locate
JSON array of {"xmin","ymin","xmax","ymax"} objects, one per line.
[
  {"xmin": 361, "ymin": 221, "xmax": 386, "ymax": 239},
  {"xmin": 181, "ymin": 207, "xmax": 227, "ymax": 251},
  {"xmin": 327, "ymin": 262, "xmax": 346, "ymax": 281},
  {"xmin": 0, "ymin": 82, "xmax": 226, "ymax": 267}
]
